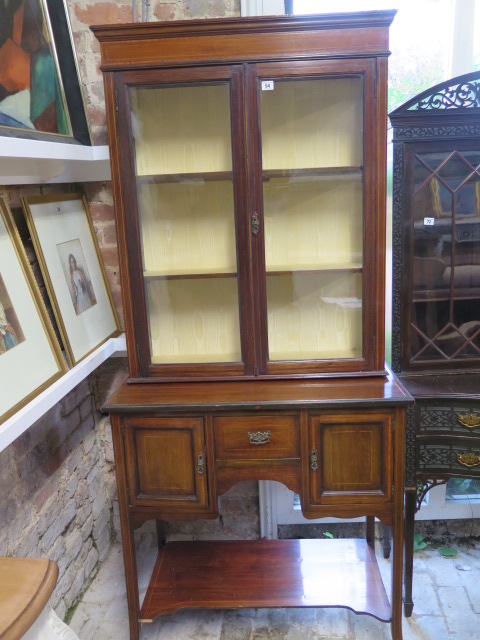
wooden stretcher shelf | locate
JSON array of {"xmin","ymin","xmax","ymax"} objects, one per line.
[{"xmin": 140, "ymin": 539, "xmax": 391, "ymax": 623}]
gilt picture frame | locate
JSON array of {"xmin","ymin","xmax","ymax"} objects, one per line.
[
  {"xmin": 0, "ymin": 0, "xmax": 91, "ymax": 144},
  {"xmin": 22, "ymin": 193, "xmax": 121, "ymax": 366},
  {"xmin": 0, "ymin": 195, "xmax": 66, "ymax": 426}
]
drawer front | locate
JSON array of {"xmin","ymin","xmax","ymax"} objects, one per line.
[
  {"xmin": 418, "ymin": 440, "xmax": 480, "ymax": 476},
  {"xmin": 214, "ymin": 415, "xmax": 300, "ymax": 461},
  {"xmin": 123, "ymin": 416, "xmax": 209, "ymax": 510},
  {"xmin": 417, "ymin": 402, "xmax": 480, "ymax": 436},
  {"xmin": 309, "ymin": 411, "xmax": 393, "ymax": 506}
]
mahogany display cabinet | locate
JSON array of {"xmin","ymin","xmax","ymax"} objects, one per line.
[
  {"xmin": 390, "ymin": 71, "xmax": 480, "ymax": 616},
  {"xmin": 93, "ymin": 11, "xmax": 411, "ymax": 640}
]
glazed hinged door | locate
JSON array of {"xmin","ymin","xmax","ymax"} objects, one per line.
[
  {"xmin": 112, "ymin": 66, "xmax": 253, "ymax": 378},
  {"xmin": 403, "ymin": 140, "xmax": 480, "ymax": 371},
  {"xmin": 248, "ymin": 59, "xmax": 385, "ymax": 375}
]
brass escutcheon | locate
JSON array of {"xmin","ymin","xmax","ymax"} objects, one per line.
[
  {"xmin": 458, "ymin": 413, "xmax": 480, "ymax": 429},
  {"xmin": 251, "ymin": 212, "xmax": 260, "ymax": 236},
  {"xmin": 248, "ymin": 431, "xmax": 271, "ymax": 445},
  {"xmin": 311, "ymin": 448, "xmax": 318, "ymax": 471},
  {"xmin": 457, "ymin": 452, "xmax": 480, "ymax": 468},
  {"xmin": 197, "ymin": 453, "xmax": 205, "ymax": 475}
]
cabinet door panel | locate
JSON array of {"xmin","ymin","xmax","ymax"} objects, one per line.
[
  {"xmin": 400, "ymin": 140, "xmax": 480, "ymax": 372},
  {"xmin": 249, "ymin": 59, "xmax": 381, "ymax": 375},
  {"xmin": 309, "ymin": 412, "xmax": 393, "ymax": 506},
  {"xmin": 124, "ymin": 417, "xmax": 209, "ymax": 510},
  {"xmin": 114, "ymin": 66, "xmax": 254, "ymax": 378}
]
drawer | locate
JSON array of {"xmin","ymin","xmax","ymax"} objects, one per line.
[
  {"xmin": 213, "ymin": 415, "xmax": 300, "ymax": 461},
  {"xmin": 418, "ymin": 439, "xmax": 480, "ymax": 476},
  {"xmin": 417, "ymin": 402, "xmax": 480, "ymax": 436}
]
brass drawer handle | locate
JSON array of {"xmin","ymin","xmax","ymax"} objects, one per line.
[
  {"xmin": 248, "ymin": 430, "xmax": 271, "ymax": 445},
  {"xmin": 197, "ymin": 453, "xmax": 205, "ymax": 475},
  {"xmin": 457, "ymin": 453, "xmax": 480, "ymax": 468},
  {"xmin": 311, "ymin": 449, "xmax": 318, "ymax": 471},
  {"xmin": 458, "ymin": 413, "xmax": 480, "ymax": 429}
]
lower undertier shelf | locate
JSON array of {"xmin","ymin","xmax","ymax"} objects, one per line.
[{"xmin": 140, "ymin": 538, "xmax": 391, "ymax": 623}]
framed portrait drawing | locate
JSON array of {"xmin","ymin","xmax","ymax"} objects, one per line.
[
  {"xmin": 0, "ymin": 0, "xmax": 91, "ymax": 144},
  {"xmin": 0, "ymin": 196, "xmax": 66, "ymax": 426},
  {"xmin": 22, "ymin": 193, "xmax": 121, "ymax": 366}
]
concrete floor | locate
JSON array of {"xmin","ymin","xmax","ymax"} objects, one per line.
[{"xmin": 70, "ymin": 538, "xmax": 480, "ymax": 640}]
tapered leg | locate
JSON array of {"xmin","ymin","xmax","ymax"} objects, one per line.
[
  {"xmin": 391, "ymin": 406, "xmax": 405, "ymax": 640},
  {"xmin": 111, "ymin": 416, "xmax": 141, "ymax": 640},
  {"xmin": 382, "ymin": 525, "xmax": 391, "ymax": 559},
  {"xmin": 366, "ymin": 515, "xmax": 375, "ymax": 548},
  {"xmin": 156, "ymin": 519, "xmax": 166, "ymax": 548},
  {"xmin": 403, "ymin": 488, "xmax": 416, "ymax": 617}
]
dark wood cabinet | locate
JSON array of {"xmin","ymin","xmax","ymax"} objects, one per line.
[
  {"xmin": 93, "ymin": 11, "xmax": 409, "ymax": 640},
  {"xmin": 389, "ymin": 70, "xmax": 480, "ymax": 616}
]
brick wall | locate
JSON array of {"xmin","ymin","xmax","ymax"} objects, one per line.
[{"xmin": 0, "ymin": 380, "xmax": 115, "ymax": 619}]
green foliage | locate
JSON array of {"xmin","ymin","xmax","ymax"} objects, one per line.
[
  {"xmin": 323, "ymin": 531, "xmax": 334, "ymax": 539},
  {"xmin": 413, "ymin": 534, "xmax": 427, "ymax": 552},
  {"xmin": 439, "ymin": 547, "xmax": 458, "ymax": 558}
]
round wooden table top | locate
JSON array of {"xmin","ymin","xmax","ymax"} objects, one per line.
[{"xmin": 0, "ymin": 557, "xmax": 58, "ymax": 640}]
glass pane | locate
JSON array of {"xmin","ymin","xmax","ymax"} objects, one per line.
[
  {"xmin": 446, "ymin": 477, "xmax": 480, "ymax": 502},
  {"xmin": 129, "ymin": 83, "xmax": 242, "ymax": 364},
  {"xmin": 260, "ymin": 76, "xmax": 364, "ymax": 362},
  {"xmin": 146, "ymin": 278, "xmax": 241, "ymax": 364},
  {"xmin": 410, "ymin": 151, "xmax": 480, "ymax": 365},
  {"xmin": 266, "ymin": 273, "xmax": 363, "ymax": 362}
]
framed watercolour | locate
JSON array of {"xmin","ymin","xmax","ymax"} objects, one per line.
[
  {"xmin": 0, "ymin": 0, "xmax": 91, "ymax": 144},
  {"xmin": 22, "ymin": 193, "xmax": 121, "ymax": 366},
  {"xmin": 0, "ymin": 196, "xmax": 66, "ymax": 426}
]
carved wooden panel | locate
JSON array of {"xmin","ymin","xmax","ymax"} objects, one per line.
[
  {"xmin": 417, "ymin": 441, "xmax": 480, "ymax": 475},
  {"xmin": 123, "ymin": 416, "xmax": 209, "ymax": 509},
  {"xmin": 308, "ymin": 411, "xmax": 393, "ymax": 506},
  {"xmin": 417, "ymin": 402, "xmax": 480, "ymax": 434}
]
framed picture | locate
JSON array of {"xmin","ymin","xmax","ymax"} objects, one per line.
[
  {"xmin": 0, "ymin": 196, "xmax": 66, "ymax": 426},
  {"xmin": 22, "ymin": 193, "xmax": 121, "ymax": 366},
  {"xmin": 0, "ymin": 0, "xmax": 91, "ymax": 144}
]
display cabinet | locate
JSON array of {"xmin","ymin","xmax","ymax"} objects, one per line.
[
  {"xmin": 93, "ymin": 12, "xmax": 393, "ymax": 382},
  {"xmin": 93, "ymin": 12, "xmax": 409, "ymax": 640},
  {"xmin": 390, "ymin": 70, "xmax": 480, "ymax": 615}
]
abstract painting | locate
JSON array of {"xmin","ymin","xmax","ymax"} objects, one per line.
[{"xmin": 0, "ymin": 0, "xmax": 74, "ymax": 138}]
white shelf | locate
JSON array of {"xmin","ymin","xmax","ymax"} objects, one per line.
[
  {"xmin": 0, "ymin": 334, "xmax": 126, "ymax": 453},
  {"xmin": 0, "ymin": 137, "xmax": 111, "ymax": 184}
]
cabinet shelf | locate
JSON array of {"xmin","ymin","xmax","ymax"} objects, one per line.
[
  {"xmin": 136, "ymin": 166, "xmax": 363, "ymax": 185},
  {"xmin": 137, "ymin": 171, "xmax": 233, "ymax": 184},
  {"xmin": 144, "ymin": 268, "xmax": 237, "ymax": 280},
  {"xmin": 140, "ymin": 539, "xmax": 391, "ymax": 623},
  {"xmin": 270, "ymin": 347, "xmax": 362, "ymax": 362},
  {"xmin": 413, "ymin": 288, "xmax": 480, "ymax": 303},
  {"xmin": 266, "ymin": 263, "xmax": 362, "ymax": 275},
  {"xmin": 151, "ymin": 352, "xmax": 242, "ymax": 364},
  {"xmin": 263, "ymin": 166, "xmax": 363, "ymax": 181}
]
